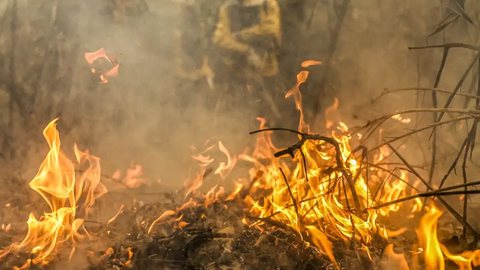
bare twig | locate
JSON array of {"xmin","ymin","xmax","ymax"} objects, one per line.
[
  {"xmin": 409, "ymin": 43, "xmax": 479, "ymax": 51},
  {"xmin": 279, "ymin": 167, "xmax": 302, "ymax": 232},
  {"xmin": 437, "ymin": 53, "xmax": 480, "ymax": 122},
  {"xmin": 370, "ymin": 180, "xmax": 480, "ymax": 210},
  {"xmin": 386, "ymin": 143, "xmax": 480, "ymax": 237},
  {"xmin": 372, "ymin": 87, "xmax": 480, "ymax": 103},
  {"xmin": 438, "ymin": 136, "xmax": 469, "ymax": 189},
  {"xmin": 250, "ymin": 128, "xmax": 362, "ymax": 212},
  {"xmin": 364, "ymin": 115, "xmax": 473, "ymax": 152},
  {"xmin": 428, "ymin": 47, "xmax": 450, "ymax": 186}
]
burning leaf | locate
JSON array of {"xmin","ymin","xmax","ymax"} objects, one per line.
[
  {"xmin": 84, "ymin": 48, "xmax": 120, "ymax": 84},
  {"xmin": 301, "ymin": 59, "xmax": 322, "ymax": 68}
]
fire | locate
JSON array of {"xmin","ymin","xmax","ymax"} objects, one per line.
[
  {"xmin": 112, "ymin": 162, "xmax": 146, "ymax": 189},
  {"xmin": 214, "ymin": 141, "xmax": 237, "ymax": 179},
  {"xmin": 391, "ymin": 114, "xmax": 411, "ymax": 124},
  {"xmin": 84, "ymin": 48, "xmax": 119, "ymax": 84},
  {"xmin": 145, "ymin": 61, "xmax": 423, "ymax": 265},
  {"xmin": 0, "ymin": 119, "xmax": 106, "ymax": 267},
  {"xmin": 146, "ymin": 60, "xmax": 479, "ymax": 268},
  {"xmin": 325, "ymin": 97, "xmax": 339, "ymax": 129},
  {"xmin": 417, "ymin": 204, "xmax": 480, "ymax": 270},
  {"xmin": 416, "ymin": 204, "xmax": 444, "ymax": 270},
  {"xmin": 240, "ymin": 118, "xmax": 383, "ymax": 262},
  {"xmin": 237, "ymin": 61, "xmax": 427, "ymax": 264}
]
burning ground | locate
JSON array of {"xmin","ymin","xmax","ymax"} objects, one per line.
[
  {"xmin": 3, "ymin": 1, "xmax": 480, "ymax": 269},
  {"xmin": 1, "ymin": 60, "xmax": 480, "ymax": 269}
]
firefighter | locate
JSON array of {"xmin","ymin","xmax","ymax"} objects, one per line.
[{"xmin": 211, "ymin": 0, "xmax": 283, "ymax": 121}]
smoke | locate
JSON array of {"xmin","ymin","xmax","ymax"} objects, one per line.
[{"xmin": 1, "ymin": 0, "xmax": 480, "ymax": 190}]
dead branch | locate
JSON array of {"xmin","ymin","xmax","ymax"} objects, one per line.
[
  {"xmin": 386, "ymin": 143, "xmax": 480, "ymax": 238},
  {"xmin": 368, "ymin": 115, "xmax": 473, "ymax": 152},
  {"xmin": 372, "ymin": 87, "xmax": 480, "ymax": 102},
  {"xmin": 250, "ymin": 128, "xmax": 362, "ymax": 213},
  {"xmin": 369, "ymin": 180, "xmax": 480, "ymax": 210},
  {"xmin": 437, "ymin": 53, "xmax": 480, "ymax": 122},
  {"xmin": 409, "ymin": 43, "xmax": 480, "ymax": 51},
  {"xmin": 279, "ymin": 167, "xmax": 302, "ymax": 231}
]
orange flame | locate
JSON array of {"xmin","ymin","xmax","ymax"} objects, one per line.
[
  {"xmin": 214, "ymin": 141, "xmax": 237, "ymax": 179},
  {"xmin": 238, "ymin": 62, "xmax": 426, "ymax": 265},
  {"xmin": 325, "ymin": 97, "xmax": 339, "ymax": 129},
  {"xmin": 285, "ymin": 70, "xmax": 310, "ymax": 132},
  {"xmin": 301, "ymin": 60, "xmax": 322, "ymax": 68},
  {"xmin": 84, "ymin": 48, "xmax": 119, "ymax": 84},
  {"xmin": 0, "ymin": 119, "xmax": 106, "ymax": 266},
  {"xmin": 416, "ymin": 204, "xmax": 480, "ymax": 270},
  {"xmin": 146, "ymin": 61, "xmax": 475, "ymax": 268},
  {"xmin": 416, "ymin": 205, "xmax": 444, "ymax": 270}
]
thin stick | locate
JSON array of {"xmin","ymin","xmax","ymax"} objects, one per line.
[
  {"xmin": 300, "ymin": 148, "xmax": 310, "ymax": 182},
  {"xmin": 429, "ymin": 47, "xmax": 449, "ymax": 186},
  {"xmin": 370, "ymin": 179, "xmax": 480, "ymax": 210},
  {"xmin": 371, "ymin": 168, "xmax": 396, "ymax": 206},
  {"xmin": 437, "ymin": 53, "xmax": 480, "ymax": 122},
  {"xmin": 366, "ymin": 115, "xmax": 473, "ymax": 152},
  {"xmin": 371, "ymin": 190, "xmax": 480, "ymax": 210},
  {"xmin": 250, "ymin": 128, "xmax": 362, "ymax": 212},
  {"xmin": 372, "ymin": 87, "xmax": 480, "ymax": 102},
  {"xmin": 357, "ymin": 108, "xmax": 479, "ymax": 143},
  {"xmin": 409, "ymin": 43, "xmax": 480, "ymax": 51},
  {"xmin": 462, "ymin": 138, "xmax": 470, "ymax": 238},
  {"xmin": 250, "ymin": 127, "xmax": 303, "ymax": 136},
  {"xmin": 279, "ymin": 167, "xmax": 302, "ymax": 231},
  {"xmin": 438, "ymin": 136, "xmax": 469, "ymax": 189},
  {"xmin": 366, "ymin": 163, "xmax": 420, "ymax": 192},
  {"xmin": 386, "ymin": 143, "xmax": 480, "ymax": 237}
]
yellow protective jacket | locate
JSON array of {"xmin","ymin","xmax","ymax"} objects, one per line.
[{"xmin": 213, "ymin": 0, "xmax": 281, "ymax": 78}]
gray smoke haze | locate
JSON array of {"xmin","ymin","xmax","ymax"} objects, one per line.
[
  {"xmin": 3, "ymin": 0, "xmax": 480, "ymax": 268},
  {"xmin": 1, "ymin": 0, "xmax": 480, "ymax": 193}
]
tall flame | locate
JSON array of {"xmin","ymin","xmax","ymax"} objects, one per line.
[
  {"xmin": 238, "ymin": 62, "xmax": 424, "ymax": 265},
  {"xmin": 148, "ymin": 60, "xmax": 480, "ymax": 268},
  {"xmin": 417, "ymin": 204, "xmax": 480, "ymax": 270},
  {"xmin": 0, "ymin": 119, "xmax": 106, "ymax": 267},
  {"xmin": 416, "ymin": 205, "xmax": 444, "ymax": 270}
]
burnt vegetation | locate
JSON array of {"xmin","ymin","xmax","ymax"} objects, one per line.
[{"xmin": 2, "ymin": 0, "xmax": 480, "ymax": 270}]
